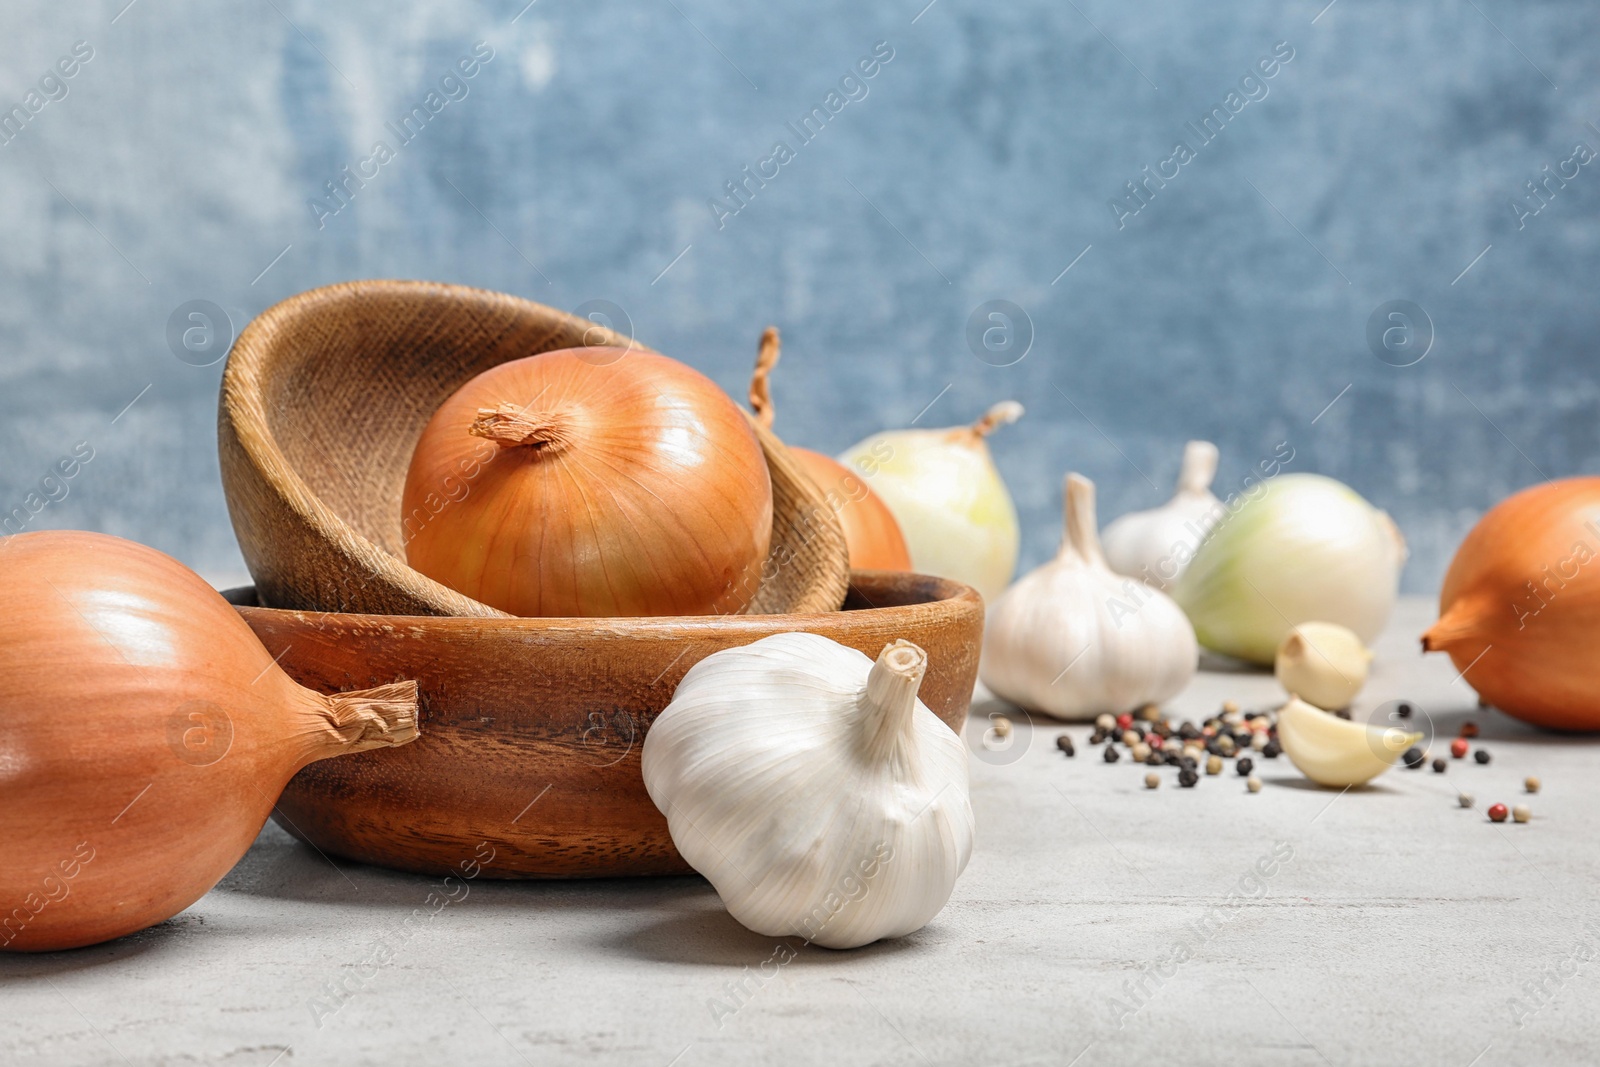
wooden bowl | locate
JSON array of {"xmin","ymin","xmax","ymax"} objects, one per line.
[
  {"xmin": 218, "ymin": 279, "xmax": 849, "ymax": 617},
  {"xmin": 227, "ymin": 570, "xmax": 983, "ymax": 879}
]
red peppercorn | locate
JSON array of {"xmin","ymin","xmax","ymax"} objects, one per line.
[
  {"xmin": 1450, "ymin": 738, "xmax": 1469, "ymax": 759},
  {"xmin": 1116, "ymin": 713, "xmax": 1133, "ymax": 731},
  {"xmin": 1460, "ymin": 722, "xmax": 1480, "ymax": 738},
  {"xmin": 1488, "ymin": 803, "xmax": 1508, "ymax": 823}
]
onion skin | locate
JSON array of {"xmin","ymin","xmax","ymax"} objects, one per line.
[
  {"xmin": 790, "ymin": 447, "xmax": 912, "ymax": 572},
  {"xmin": 404, "ymin": 349, "xmax": 773, "ymax": 618},
  {"xmin": 1422, "ymin": 478, "xmax": 1600, "ymax": 730},
  {"xmin": 0, "ymin": 532, "xmax": 420, "ymax": 952}
]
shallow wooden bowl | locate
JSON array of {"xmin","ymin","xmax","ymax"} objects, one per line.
[
  {"xmin": 227, "ymin": 570, "xmax": 983, "ymax": 879},
  {"xmin": 218, "ymin": 279, "xmax": 849, "ymax": 618}
]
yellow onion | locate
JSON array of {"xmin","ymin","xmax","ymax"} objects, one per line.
[
  {"xmin": 838, "ymin": 401, "xmax": 1022, "ymax": 602},
  {"xmin": 747, "ymin": 328, "xmax": 910, "ymax": 572},
  {"xmin": 403, "ymin": 349, "xmax": 773, "ymax": 617}
]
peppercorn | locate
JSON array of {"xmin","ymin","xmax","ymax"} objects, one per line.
[
  {"xmin": 1178, "ymin": 721, "xmax": 1201, "ymax": 740},
  {"xmin": 1138, "ymin": 704, "xmax": 1161, "ymax": 722},
  {"xmin": 1095, "ymin": 712, "xmax": 1116, "ymax": 731},
  {"xmin": 1262, "ymin": 740, "xmax": 1281, "ymax": 759},
  {"xmin": 993, "ymin": 716, "xmax": 1013, "ymax": 740},
  {"xmin": 1525, "ymin": 776, "xmax": 1540, "ymax": 794},
  {"xmin": 1222, "ymin": 700, "xmax": 1239, "ymax": 715},
  {"xmin": 1334, "ymin": 708, "xmax": 1352, "ymax": 720},
  {"xmin": 1432, "ymin": 758, "xmax": 1447, "ymax": 773},
  {"xmin": 1089, "ymin": 728, "xmax": 1107, "ymax": 745},
  {"xmin": 1460, "ymin": 721, "xmax": 1479, "ymax": 738},
  {"xmin": 1055, "ymin": 735, "xmax": 1075, "ymax": 757},
  {"xmin": 1396, "ymin": 701, "xmax": 1412, "ymax": 719},
  {"xmin": 1104, "ymin": 745, "xmax": 1121, "ymax": 763},
  {"xmin": 1236, "ymin": 757, "xmax": 1254, "ymax": 776},
  {"xmin": 1120, "ymin": 729, "xmax": 1139, "ymax": 747},
  {"xmin": 1116, "ymin": 713, "xmax": 1134, "ymax": 731},
  {"xmin": 1179, "ymin": 755, "xmax": 1198, "ymax": 772},
  {"xmin": 1144, "ymin": 772, "xmax": 1160, "ymax": 789},
  {"xmin": 1145, "ymin": 750, "xmax": 1165, "ymax": 767},
  {"xmin": 1218, "ymin": 736, "xmax": 1237, "ymax": 757},
  {"xmin": 1512, "ymin": 804, "xmax": 1531, "ymax": 823},
  {"xmin": 1488, "ymin": 802, "xmax": 1508, "ymax": 823},
  {"xmin": 1131, "ymin": 742, "xmax": 1152, "ymax": 762},
  {"xmin": 1246, "ymin": 775, "xmax": 1262, "ymax": 793},
  {"xmin": 1151, "ymin": 721, "xmax": 1171, "ymax": 739},
  {"xmin": 1250, "ymin": 732, "xmax": 1267, "ymax": 752},
  {"xmin": 1450, "ymin": 738, "xmax": 1469, "ymax": 759},
  {"xmin": 1206, "ymin": 755, "xmax": 1223, "ymax": 776},
  {"xmin": 1475, "ymin": 749, "xmax": 1492, "ymax": 765},
  {"xmin": 1402, "ymin": 747, "xmax": 1425, "ymax": 769},
  {"xmin": 1165, "ymin": 751, "xmax": 1182, "ymax": 766},
  {"xmin": 1178, "ymin": 768, "xmax": 1199, "ymax": 788},
  {"xmin": 1458, "ymin": 793, "xmax": 1475, "ymax": 809}
]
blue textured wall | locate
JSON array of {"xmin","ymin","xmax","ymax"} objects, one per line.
[{"xmin": 0, "ymin": 0, "xmax": 1595, "ymax": 592}]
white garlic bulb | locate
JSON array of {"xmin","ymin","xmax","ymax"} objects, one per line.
[
  {"xmin": 1274, "ymin": 622, "xmax": 1372, "ymax": 710},
  {"xmin": 980, "ymin": 473, "xmax": 1198, "ymax": 720},
  {"xmin": 1101, "ymin": 441, "xmax": 1224, "ymax": 590},
  {"xmin": 641, "ymin": 633, "xmax": 973, "ymax": 950}
]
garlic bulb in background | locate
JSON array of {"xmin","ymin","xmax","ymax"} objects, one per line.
[
  {"xmin": 642, "ymin": 634, "xmax": 973, "ymax": 950},
  {"xmin": 838, "ymin": 402, "xmax": 1022, "ymax": 602},
  {"xmin": 1276, "ymin": 697, "xmax": 1419, "ymax": 788},
  {"xmin": 1274, "ymin": 622, "xmax": 1372, "ymax": 710},
  {"xmin": 980, "ymin": 473, "xmax": 1198, "ymax": 720},
  {"xmin": 1173, "ymin": 474, "xmax": 1406, "ymax": 665},
  {"xmin": 1101, "ymin": 440, "xmax": 1224, "ymax": 590}
]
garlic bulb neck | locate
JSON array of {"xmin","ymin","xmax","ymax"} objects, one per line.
[
  {"xmin": 949, "ymin": 400, "xmax": 1023, "ymax": 446},
  {"xmin": 749, "ymin": 326, "xmax": 781, "ymax": 431},
  {"xmin": 1176, "ymin": 440, "xmax": 1219, "ymax": 495},
  {"xmin": 470, "ymin": 404, "xmax": 574, "ymax": 454},
  {"xmin": 860, "ymin": 640, "xmax": 927, "ymax": 764},
  {"xmin": 1063, "ymin": 473, "xmax": 1107, "ymax": 568}
]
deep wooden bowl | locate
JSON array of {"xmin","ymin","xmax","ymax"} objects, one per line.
[
  {"xmin": 227, "ymin": 570, "xmax": 983, "ymax": 879},
  {"xmin": 218, "ymin": 279, "xmax": 849, "ymax": 618}
]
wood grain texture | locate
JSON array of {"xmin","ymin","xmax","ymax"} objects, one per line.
[
  {"xmin": 229, "ymin": 570, "xmax": 983, "ymax": 879},
  {"xmin": 217, "ymin": 279, "xmax": 849, "ymax": 619}
]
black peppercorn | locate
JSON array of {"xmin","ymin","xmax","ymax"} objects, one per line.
[
  {"xmin": 1178, "ymin": 722, "xmax": 1201, "ymax": 740},
  {"xmin": 1475, "ymin": 749, "xmax": 1491, "ymax": 765},
  {"xmin": 1396, "ymin": 701, "xmax": 1413, "ymax": 719},
  {"xmin": 1104, "ymin": 745, "xmax": 1121, "ymax": 763},
  {"xmin": 1178, "ymin": 768, "xmax": 1199, "ymax": 788},
  {"xmin": 1089, "ymin": 728, "xmax": 1107, "ymax": 745},
  {"xmin": 1402, "ymin": 747, "xmax": 1425, "ymax": 769},
  {"xmin": 1055, "ymin": 734, "xmax": 1075, "ymax": 757},
  {"xmin": 1236, "ymin": 757, "xmax": 1254, "ymax": 776},
  {"xmin": 1262, "ymin": 740, "xmax": 1281, "ymax": 759},
  {"xmin": 1179, "ymin": 755, "xmax": 1198, "ymax": 772},
  {"xmin": 1145, "ymin": 750, "xmax": 1165, "ymax": 766},
  {"xmin": 1432, "ymin": 757, "xmax": 1447, "ymax": 773},
  {"xmin": 1165, "ymin": 751, "xmax": 1182, "ymax": 766}
]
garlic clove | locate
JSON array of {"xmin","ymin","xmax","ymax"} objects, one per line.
[
  {"xmin": 1274, "ymin": 622, "xmax": 1373, "ymax": 710},
  {"xmin": 1275, "ymin": 696, "xmax": 1420, "ymax": 788},
  {"xmin": 1101, "ymin": 440, "xmax": 1225, "ymax": 590}
]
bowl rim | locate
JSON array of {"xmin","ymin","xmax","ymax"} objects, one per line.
[{"xmin": 221, "ymin": 569, "xmax": 981, "ymax": 636}]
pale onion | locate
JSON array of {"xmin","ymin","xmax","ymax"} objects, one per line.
[
  {"xmin": 1422, "ymin": 477, "xmax": 1600, "ymax": 730},
  {"xmin": 403, "ymin": 349, "xmax": 773, "ymax": 617},
  {"xmin": 0, "ymin": 531, "xmax": 420, "ymax": 952},
  {"xmin": 1101, "ymin": 440, "xmax": 1224, "ymax": 590},
  {"xmin": 747, "ymin": 327, "xmax": 910, "ymax": 571},
  {"xmin": 1172, "ymin": 474, "xmax": 1406, "ymax": 665},
  {"xmin": 980, "ymin": 473, "xmax": 1197, "ymax": 719},
  {"xmin": 1274, "ymin": 622, "xmax": 1371, "ymax": 710},
  {"xmin": 641, "ymin": 633, "xmax": 973, "ymax": 950},
  {"xmin": 838, "ymin": 401, "xmax": 1022, "ymax": 602},
  {"xmin": 1275, "ymin": 697, "xmax": 1419, "ymax": 788}
]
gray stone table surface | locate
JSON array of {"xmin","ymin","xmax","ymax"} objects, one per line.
[{"xmin": 3, "ymin": 597, "xmax": 1595, "ymax": 1066}]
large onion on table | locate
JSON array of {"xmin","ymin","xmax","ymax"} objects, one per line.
[
  {"xmin": 0, "ymin": 531, "xmax": 419, "ymax": 951},
  {"xmin": 1423, "ymin": 478, "xmax": 1600, "ymax": 730},
  {"xmin": 403, "ymin": 349, "xmax": 774, "ymax": 617},
  {"xmin": 747, "ymin": 327, "xmax": 911, "ymax": 572}
]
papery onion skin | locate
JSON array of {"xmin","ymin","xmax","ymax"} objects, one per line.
[
  {"xmin": 838, "ymin": 402, "xmax": 1022, "ymax": 603},
  {"xmin": 747, "ymin": 327, "xmax": 911, "ymax": 573},
  {"xmin": 1173, "ymin": 474, "xmax": 1405, "ymax": 665},
  {"xmin": 1422, "ymin": 478, "xmax": 1600, "ymax": 730},
  {"xmin": 404, "ymin": 349, "xmax": 773, "ymax": 618},
  {"xmin": 0, "ymin": 532, "xmax": 419, "ymax": 952}
]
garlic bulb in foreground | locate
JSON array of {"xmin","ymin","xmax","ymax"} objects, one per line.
[
  {"xmin": 1275, "ymin": 622, "xmax": 1372, "ymax": 710},
  {"xmin": 641, "ymin": 634, "xmax": 973, "ymax": 950},
  {"xmin": 838, "ymin": 402, "xmax": 1022, "ymax": 602},
  {"xmin": 980, "ymin": 473, "xmax": 1198, "ymax": 720},
  {"xmin": 1101, "ymin": 440, "xmax": 1224, "ymax": 590}
]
